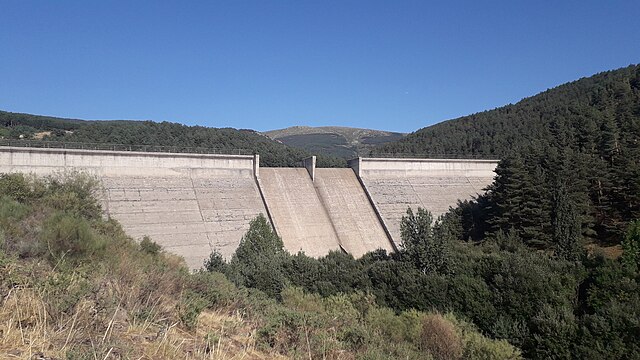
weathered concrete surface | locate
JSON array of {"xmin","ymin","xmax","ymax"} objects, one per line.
[
  {"xmin": 258, "ymin": 168, "xmax": 341, "ymax": 256},
  {"xmin": 314, "ymin": 168, "xmax": 394, "ymax": 256},
  {"xmin": 1, "ymin": 147, "xmax": 499, "ymax": 264},
  {"xmin": 352, "ymin": 158, "xmax": 498, "ymax": 247},
  {"xmin": 0, "ymin": 147, "xmax": 267, "ymax": 269}
]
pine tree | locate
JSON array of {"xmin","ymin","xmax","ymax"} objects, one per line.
[
  {"xmin": 552, "ymin": 182, "xmax": 583, "ymax": 261},
  {"xmin": 227, "ymin": 214, "xmax": 288, "ymax": 298},
  {"xmin": 621, "ymin": 220, "xmax": 640, "ymax": 270}
]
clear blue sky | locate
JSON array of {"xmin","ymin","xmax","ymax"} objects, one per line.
[{"xmin": 1, "ymin": 1, "xmax": 638, "ymax": 133}]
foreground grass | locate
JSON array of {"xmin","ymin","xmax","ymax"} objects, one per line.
[{"xmin": 0, "ymin": 173, "xmax": 520, "ymax": 359}]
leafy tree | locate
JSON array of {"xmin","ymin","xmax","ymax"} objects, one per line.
[{"xmin": 400, "ymin": 207, "xmax": 449, "ymax": 275}]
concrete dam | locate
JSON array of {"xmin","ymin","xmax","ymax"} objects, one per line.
[{"xmin": 0, "ymin": 146, "xmax": 498, "ymax": 268}]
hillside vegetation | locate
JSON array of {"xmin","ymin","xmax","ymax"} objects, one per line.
[
  {"xmin": 0, "ymin": 111, "xmax": 346, "ymax": 167},
  {"xmin": 376, "ymin": 64, "xmax": 640, "ymax": 246},
  {"xmin": 264, "ymin": 126, "xmax": 405, "ymax": 158},
  {"xmin": 0, "ymin": 173, "xmax": 518, "ymax": 359}
]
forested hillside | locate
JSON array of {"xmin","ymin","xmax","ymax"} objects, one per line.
[
  {"xmin": 0, "ymin": 111, "xmax": 346, "ymax": 167},
  {"xmin": 375, "ymin": 64, "xmax": 640, "ymax": 158},
  {"xmin": 377, "ymin": 64, "xmax": 640, "ymax": 245}
]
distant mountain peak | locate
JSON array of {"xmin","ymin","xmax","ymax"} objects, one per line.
[{"xmin": 263, "ymin": 125, "xmax": 406, "ymax": 158}]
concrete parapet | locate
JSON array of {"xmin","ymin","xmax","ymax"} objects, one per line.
[{"xmin": 358, "ymin": 157, "xmax": 498, "ymax": 178}]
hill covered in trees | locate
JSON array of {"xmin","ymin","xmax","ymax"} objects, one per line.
[
  {"xmin": 376, "ymin": 64, "xmax": 640, "ymax": 246},
  {"xmin": 0, "ymin": 111, "xmax": 346, "ymax": 167}
]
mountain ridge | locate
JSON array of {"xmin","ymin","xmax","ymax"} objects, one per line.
[{"xmin": 264, "ymin": 125, "xmax": 406, "ymax": 158}]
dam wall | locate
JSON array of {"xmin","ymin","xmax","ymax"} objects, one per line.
[
  {"xmin": 349, "ymin": 157, "xmax": 498, "ymax": 246},
  {"xmin": 0, "ymin": 147, "xmax": 498, "ymax": 268},
  {"xmin": 0, "ymin": 147, "xmax": 267, "ymax": 269}
]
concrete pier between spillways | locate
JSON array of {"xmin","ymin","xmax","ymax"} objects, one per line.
[{"xmin": 0, "ymin": 146, "xmax": 497, "ymax": 269}]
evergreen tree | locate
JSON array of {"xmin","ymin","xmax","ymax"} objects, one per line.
[
  {"xmin": 552, "ymin": 182, "xmax": 583, "ymax": 261},
  {"xmin": 621, "ymin": 220, "xmax": 640, "ymax": 270},
  {"xmin": 227, "ymin": 214, "xmax": 288, "ymax": 298}
]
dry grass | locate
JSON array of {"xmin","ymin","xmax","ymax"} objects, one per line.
[
  {"xmin": 585, "ymin": 243, "xmax": 623, "ymax": 259},
  {"xmin": 0, "ymin": 285, "xmax": 284, "ymax": 359}
]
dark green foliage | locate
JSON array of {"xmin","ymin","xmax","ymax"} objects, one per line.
[
  {"xmin": 139, "ymin": 235, "xmax": 162, "ymax": 256},
  {"xmin": 621, "ymin": 220, "xmax": 640, "ymax": 270},
  {"xmin": 552, "ymin": 182, "xmax": 584, "ymax": 261},
  {"xmin": 574, "ymin": 257, "xmax": 640, "ymax": 359},
  {"xmin": 203, "ymin": 249, "xmax": 226, "ymax": 273},
  {"xmin": 376, "ymin": 64, "xmax": 640, "ymax": 245},
  {"xmin": 0, "ymin": 110, "xmax": 87, "ymax": 131},
  {"xmin": 400, "ymin": 208, "xmax": 450, "ymax": 275},
  {"xmin": 0, "ymin": 110, "xmax": 347, "ymax": 167},
  {"xmin": 226, "ymin": 214, "xmax": 288, "ymax": 298}
]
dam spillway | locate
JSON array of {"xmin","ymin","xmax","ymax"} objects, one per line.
[
  {"xmin": 0, "ymin": 146, "xmax": 498, "ymax": 269},
  {"xmin": 259, "ymin": 167, "xmax": 343, "ymax": 257},
  {"xmin": 313, "ymin": 168, "xmax": 394, "ymax": 256}
]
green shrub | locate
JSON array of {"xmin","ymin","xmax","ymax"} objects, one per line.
[
  {"xmin": 0, "ymin": 173, "xmax": 43, "ymax": 202},
  {"xmin": 187, "ymin": 271, "xmax": 238, "ymax": 308},
  {"xmin": 0, "ymin": 196, "xmax": 30, "ymax": 222},
  {"xmin": 41, "ymin": 212, "xmax": 107, "ymax": 260},
  {"xmin": 447, "ymin": 313, "xmax": 522, "ymax": 360},
  {"xmin": 140, "ymin": 235, "xmax": 162, "ymax": 256},
  {"xmin": 227, "ymin": 214, "xmax": 288, "ymax": 298},
  {"xmin": 44, "ymin": 172, "xmax": 102, "ymax": 219},
  {"xmin": 178, "ymin": 290, "xmax": 209, "ymax": 330},
  {"xmin": 0, "ymin": 196, "xmax": 30, "ymax": 241},
  {"xmin": 203, "ymin": 249, "xmax": 226, "ymax": 272},
  {"xmin": 40, "ymin": 267, "xmax": 92, "ymax": 319}
]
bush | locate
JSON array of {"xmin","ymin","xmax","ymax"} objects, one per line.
[
  {"xmin": 419, "ymin": 313, "xmax": 463, "ymax": 360},
  {"xmin": 447, "ymin": 313, "xmax": 522, "ymax": 360},
  {"xmin": 41, "ymin": 212, "xmax": 107, "ymax": 260},
  {"xmin": 0, "ymin": 173, "xmax": 43, "ymax": 202},
  {"xmin": 0, "ymin": 196, "xmax": 30, "ymax": 240},
  {"xmin": 44, "ymin": 172, "xmax": 102, "ymax": 219},
  {"xmin": 140, "ymin": 235, "xmax": 162, "ymax": 256},
  {"xmin": 203, "ymin": 249, "xmax": 226, "ymax": 272}
]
